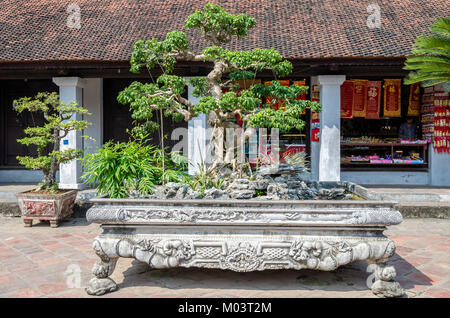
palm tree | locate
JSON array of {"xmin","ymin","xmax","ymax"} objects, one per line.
[{"xmin": 404, "ymin": 16, "xmax": 450, "ymax": 90}]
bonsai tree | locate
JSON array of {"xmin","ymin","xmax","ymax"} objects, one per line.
[
  {"xmin": 118, "ymin": 3, "xmax": 321, "ymax": 174},
  {"xmin": 14, "ymin": 92, "xmax": 90, "ymax": 192},
  {"xmin": 404, "ymin": 16, "xmax": 450, "ymax": 89}
]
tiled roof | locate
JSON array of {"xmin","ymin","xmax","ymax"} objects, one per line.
[{"xmin": 0, "ymin": 0, "xmax": 448, "ymax": 62}]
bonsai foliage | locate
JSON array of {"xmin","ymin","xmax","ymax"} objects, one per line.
[
  {"xmin": 404, "ymin": 16, "xmax": 450, "ymax": 89},
  {"xmin": 14, "ymin": 92, "xmax": 90, "ymax": 192},
  {"xmin": 117, "ymin": 3, "xmax": 321, "ymax": 172},
  {"xmin": 81, "ymin": 133, "xmax": 190, "ymax": 198}
]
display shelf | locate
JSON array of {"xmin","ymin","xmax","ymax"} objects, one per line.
[{"xmin": 340, "ymin": 141, "xmax": 428, "ymax": 170}]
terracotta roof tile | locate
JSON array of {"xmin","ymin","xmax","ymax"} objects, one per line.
[{"xmin": 0, "ymin": 0, "xmax": 448, "ymax": 62}]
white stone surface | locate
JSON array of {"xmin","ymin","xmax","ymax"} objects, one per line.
[
  {"xmin": 317, "ymin": 75, "xmax": 345, "ymax": 182},
  {"xmin": 187, "ymin": 79, "xmax": 210, "ymax": 175},
  {"xmin": 53, "ymin": 77, "xmax": 86, "ymax": 189},
  {"xmin": 85, "ymin": 198, "xmax": 404, "ymax": 297}
]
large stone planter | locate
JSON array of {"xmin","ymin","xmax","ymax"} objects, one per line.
[
  {"xmin": 85, "ymin": 183, "xmax": 404, "ymax": 297},
  {"xmin": 16, "ymin": 190, "xmax": 77, "ymax": 227}
]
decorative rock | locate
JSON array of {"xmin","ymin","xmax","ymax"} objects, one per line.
[
  {"xmin": 85, "ymin": 277, "xmax": 118, "ymax": 296},
  {"xmin": 229, "ymin": 190, "xmax": 256, "ymax": 200},
  {"xmin": 175, "ymin": 185, "xmax": 190, "ymax": 200},
  {"xmin": 274, "ymin": 176, "xmax": 287, "ymax": 183},
  {"xmin": 371, "ymin": 280, "xmax": 404, "ymax": 298},
  {"xmin": 165, "ymin": 188, "xmax": 178, "ymax": 199},
  {"xmin": 318, "ymin": 188, "xmax": 346, "ymax": 200},
  {"xmin": 204, "ymin": 188, "xmax": 230, "ymax": 200},
  {"xmin": 228, "ymin": 179, "xmax": 251, "ymax": 190},
  {"xmin": 297, "ymin": 188, "xmax": 316, "ymax": 200},
  {"xmin": 186, "ymin": 188, "xmax": 203, "ymax": 199},
  {"xmin": 251, "ymin": 178, "xmax": 269, "ymax": 191},
  {"xmin": 267, "ymin": 183, "xmax": 290, "ymax": 200}
]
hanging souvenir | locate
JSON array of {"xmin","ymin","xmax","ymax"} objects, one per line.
[
  {"xmin": 408, "ymin": 83, "xmax": 421, "ymax": 116},
  {"xmin": 340, "ymin": 80, "xmax": 354, "ymax": 118},
  {"xmin": 383, "ymin": 79, "xmax": 402, "ymax": 117},
  {"xmin": 352, "ymin": 79, "xmax": 368, "ymax": 117},
  {"xmin": 365, "ymin": 81, "xmax": 381, "ymax": 119}
]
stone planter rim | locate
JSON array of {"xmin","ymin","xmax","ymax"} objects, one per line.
[
  {"xmin": 89, "ymin": 197, "xmax": 398, "ymax": 207},
  {"xmin": 16, "ymin": 189, "xmax": 78, "ymax": 198}
]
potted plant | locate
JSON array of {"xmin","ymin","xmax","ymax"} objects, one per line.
[
  {"xmin": 82, "ymin": 4, "xmax": 404, "ymax": 298},
  {"xmin": 14, "ymin": 92, "xmax": 90, "ymax": 227}
]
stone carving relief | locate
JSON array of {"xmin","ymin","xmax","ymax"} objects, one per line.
[
  {"xmin": 93, "ymin": 205, "xmax": 403, "ymax": 226},
  {"xmin": 86, "ymin": 234, "xmax": 402, "ymax": 297},
  {"xmin": 23, "ymin": 200, "xmax": 55, "ymax": 216}
]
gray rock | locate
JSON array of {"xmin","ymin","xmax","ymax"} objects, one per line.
[
  {"xmin": 86, "ymin": 277, "xmax": 118, "ymax": 296},
  {"xmin": 175, "ymin": 185, "xmax": 190, "ymax": 200},
  {"xmin": 371, "ymin": 280, "xmax": 404, "ymax": 298},
  {"xmin": 228, "ymin": 179, "xmax": 251, "ymax": 190},
  {"xmin": 151, "ymin": 186, "xmax": 166, "ymax": 199},
  {"xmin": 251, "ymin": 178, "xmax": 269, "ymax": 190},
  {"xmin": 204, "ymin": 188, "xmax": 230, "ymax": 200},
  {"xmin": 165, "ymin": 188, "xmax": 178, "ymax": 199},
  {"xmin": 267, "ymin": 183, "xmax": 290, "ymax": 200},
  {"xmin": 186, "ymin": 188, "xmax": 203, "ymax": 199},
  {"xmin": 318, "ymin": 188, "xmax": 347, "ymax": 200},
  {"xmin": 297, "ymin": 188, "xmax": 316, "ymax": 200},
  {"xmin": 286, "ymin": 180, "xmax": 304, "ymax": 189},
  {"xmin": 274, "ymin": 176, "xmax": 287, "ymax": 183},
  {"xmin": 229, "ymin": 190, "xmax": 255, "ymax": 200}
]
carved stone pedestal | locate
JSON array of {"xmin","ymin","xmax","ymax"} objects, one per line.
[
  {"xmin": 370, "ymin": 263, "xmax": 405, "ymax": 298},
  {"xmin": 85, "ymin": 196, "xmax": 405, "ymax": 297}
]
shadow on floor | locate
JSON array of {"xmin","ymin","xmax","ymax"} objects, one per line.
[
  {"xmin": 23, "ymin": 217, "xmax": 91, "ymax": 228},
  {"xmin": 115, "ymin": 253, "xmax": 433, "ymax": 297}
]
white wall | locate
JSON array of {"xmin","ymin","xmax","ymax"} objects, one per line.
[
  {"xmin": 429, "ymin": 145, "xmax": 450, "ymax": 186},
  {"xmin": 186, "ymin": 79, "xmax": 210, "ymax": 175},
  {"xmin": 317, "ymin": 75, "xmax": 346, "ymax": 182}
]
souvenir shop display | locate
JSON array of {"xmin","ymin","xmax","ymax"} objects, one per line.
[{"xmin": 340, "ymin": 78, "xmax": 428, "ymax": 170}]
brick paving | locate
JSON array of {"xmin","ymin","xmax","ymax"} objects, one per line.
[{"xmin": 0, "ymin": 217, "xmax": 448, "ymax": 298}]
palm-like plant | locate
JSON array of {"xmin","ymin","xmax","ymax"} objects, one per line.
[{"xmin": 404, "ymin": 16, "xmax": 450, "ymax": 89}]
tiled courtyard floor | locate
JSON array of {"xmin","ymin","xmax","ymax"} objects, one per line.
[{"xmin": 0, "ymin": 217, "xmax": 449, "ymax": 298}]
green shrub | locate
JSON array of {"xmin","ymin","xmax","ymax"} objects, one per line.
[{"xmin": 81, "ymin": 134, "xmax": 190, "ymax": 198}]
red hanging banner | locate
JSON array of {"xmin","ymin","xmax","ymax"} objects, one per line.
[
  {"xmin": 352, "ymin": 79, "xmax": 368, "ymax": 117},
  {"xmin": 408, "ymin": 83, "xmax": 421, "ymax": 117},
  {"xmin": 383, "ymin": 79, "xmax": 402, "ymax": 117},
  {"xmin": 366, "ymin": 81, "xmax": 381, "ymax": 119},
  {"xmin": 340, "ymin": 80, "xmax": 354, "ymax": 118}
]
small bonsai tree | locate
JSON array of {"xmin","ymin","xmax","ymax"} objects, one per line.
[
  {"xmin": 118, "ymin": 3, "xmax": 321, "ymax": 174},
  {"xmin": 14, "ymin": 92, "xmax": 90, "ymax": 192}
]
